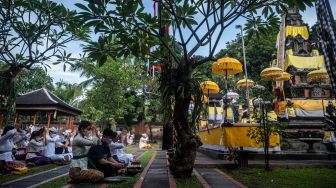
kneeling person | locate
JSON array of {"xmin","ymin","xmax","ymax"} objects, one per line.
[{"xmin": 88, "ymin": 129, "xmax": 124, "ymax": 177}]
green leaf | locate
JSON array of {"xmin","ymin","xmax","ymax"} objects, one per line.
[{"xmin": 75, "ymin": 3, "xmax": 90, "ymax": 12}]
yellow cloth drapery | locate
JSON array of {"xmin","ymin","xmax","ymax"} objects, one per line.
[
  {"xmin": 285, "ymin": 55, "xmax": 325, "ymax": 70},
  {"xmin": 292, "ymin": 100, "xmax": 336, "ymax": 111},
  {"xmin": 198, "ymin": 127, "xmax": 280, "ymax": 147},
  {"xmin": 208, "ymin": 107, "xmax": 223, "ymax": 115},
  {"xmin": 312, "ymin": 49, "xmax": 320, "ymax": 56},
  {"xmin": 285, "ymin": 26, "xmax": 309, "ymax": 39},
  {"xmin": 278, "ymin": 101, "xmax": 287, "ymax": 115}
]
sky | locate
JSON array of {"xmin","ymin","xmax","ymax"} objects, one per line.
[{"xmin": 47, "ymin": 1, "xmax": 336, "ymax": 85}]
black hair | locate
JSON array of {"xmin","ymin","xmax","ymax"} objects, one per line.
[
  {"xmin": 78, "ymin": 120, "xmax": 92, "ymax": 132},
  {"xmin": 1, "ymin": 126, "xmax": 15, "ymax": 136},
  {"xmin": 103, "ymin": 128, "xmax": 114, "ymax": 137},
  {"xmin": 30, "ymin": 130, "xmax": 43, "ymax": 141}
]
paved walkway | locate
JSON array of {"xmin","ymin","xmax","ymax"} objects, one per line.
[
  {"xmin": 1, "ymin": 165, "xmax": 69, "ymax": 188},
  {"xmin": 195, "ymin": 168, "xmax": 241, "ymax": 188},
  {"xmin": 140, "ymin": 150, "xmax": 170, "ymax": 188}
]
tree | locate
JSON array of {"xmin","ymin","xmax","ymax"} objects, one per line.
[
  {"xmin": 0, "ymin": 0, "xmax": 86, "ymax": 123},
  {"xmin": 15, "ymin": 67, "xmax": 54, "ymax": 94},
  {"xmin": 75, "ymin": 0, "xmax": 314, "ymax": 178},
  {"xmin": 78, "ymin": 58, "xmax": 145, "ymax": 124},
  {"xmin": 53, "ymin": 81, "xmax": 82, "ymax": 107},
  {"xmin": 247, "ymin": 87, "xmax": 284, "ymax": 170}
]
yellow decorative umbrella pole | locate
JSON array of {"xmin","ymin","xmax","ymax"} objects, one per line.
[
  {"xmin": 307, "ymin": 69, "xmax": 329, "ymax": 117},
  {"xmin": 200, "ymin": 81, "xmax": 220, "ymax": 120},
  {"xmin": 236, "ymin": 78, "xmax": 254, "ymax": 123},
  {"xmin": 212, "ymin": 57, "xmax": 243, "ymax": 124},
  {"xmin": 275, "ymin": 72, "xmax": 291, "ymax": 100}
]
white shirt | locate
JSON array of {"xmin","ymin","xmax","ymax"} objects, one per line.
[
  {"xmin": 26, "ymin": 139, "xmax": 45, "ymax": 159},
  {"xmin": 139, "ymin": 136, "xmax": 148, "ymax": 149},
  {"xmin": 109, "ymin": 141, "xmax": 124, "ymax": 156},
  {"xmin": 109, "ymin": 141, "xmax": 133, "ymax": 165},
  {"xmin": 13, "ymin": 131, "xmax": 28, "ymax": 148},
  {"xmin": 0, "ymin": 129, "xmax": 16, "ymax": 161},
  {"xmin": 43, "ymin": 134, "xmax": 63, "ymax": 157}
]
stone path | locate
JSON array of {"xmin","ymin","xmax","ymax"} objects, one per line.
[
  {"xmin": 195, "ymin": 168, "xmax": 245, "ymax": 188},
  {"xmin": 140, "ymin": 150, "xmax": 171, "ymax": 188},
  {"xmin": 1, "ymin": 165, "xmax": 69, "ymax": 188}
]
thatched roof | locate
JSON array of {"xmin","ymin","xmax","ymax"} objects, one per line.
[{"xmin": 15, "ymin": 88, "xmax": 81, "ymax": 116}]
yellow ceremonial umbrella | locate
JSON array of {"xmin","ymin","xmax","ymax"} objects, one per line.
[
  {"xmin": 212, "ymin": 57, "xmax": 243, "ymax": 75},
  {"xmin": 199, "ymin": 81, "xmax": 219, "ymax": 122},
  {"xmin": 237, "ymin": 78, "xmax": 254, "ymax": 89},
  {"xmin": 200, "ymin": 81, "xmax": 220, "ymax": 94},
  {"xmin": 307, "ymin": 69, "xmax": 329, "ymax": 82},
  {"xmin": 212, "ymin": 56, "xmax": 243, "ymax": 124},
  {"xmin": 260, "ymin": 67, "xmax": 283, "ymax": 80},
  {"xmin": 276, "ymin": 72, "xmax": 291, "ymax": 81},
  {"xmin": 307, "ymin": 69, "xmax": 329, "ymax": 117}
]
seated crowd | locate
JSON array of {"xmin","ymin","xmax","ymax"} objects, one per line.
[{"xmin": 0, "ymin": 120, "xmax": 145, "ymax": 183}]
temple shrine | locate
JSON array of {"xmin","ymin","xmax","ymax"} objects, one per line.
[{"xmin": 276, "ymin": 8, "xmax": 335, "ymax": 152}]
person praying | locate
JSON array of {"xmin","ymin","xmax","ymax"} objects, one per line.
[
  {"xmin": 109, "ymin": 131, "xmax": 134, "ymax": 166},
  {"xmin": 139, "ymin": 133, "xmax": 151, "ymax": 149},
  {"xmin": 26, "ymin": 129, "xmax": 51, "ymax": 166},
  {"xmin": 0, "ymin": 125, "xmax": 27, "ymax": 174},
  {"xmin": 69, "ymin": 121, "xmax": 104, "ymax": 183},
  {"xmin": 43, "ymin": 127, "xmax": 71, "ymax": 164},
  {"xmin": 88, "ymin": 128, "xmax": 124, "ymax": 177}
]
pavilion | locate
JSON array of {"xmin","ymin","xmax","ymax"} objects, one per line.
[{"xmin": 0, "ymin": 88, "xmax": 81, "ymax": 130}]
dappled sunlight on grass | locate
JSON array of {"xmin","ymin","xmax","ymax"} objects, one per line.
[
  {"xmin": 175, "ymin": 175, "xmax": 203, "ymax": 188},
  {"xmin": 222, "ymin": 167, "xmax": 336, "ymax": 188}
]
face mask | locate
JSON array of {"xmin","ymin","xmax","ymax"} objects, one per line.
[
  {"xmin": 105, "ymin": 138, "xmax": 112, "ymax": 144},
  {"xmin": 50, "ymin": 134, "xmax": 57, "ymax": 138},
  {"xmin": 36, "ymin": 137, "xmax": 42, "ymax": 142}
]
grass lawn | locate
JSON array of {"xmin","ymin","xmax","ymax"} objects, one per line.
[
  {"xmin": 107, "ymin": 150, "xmax": 154, "ymax": 188},
  {"xmin": 124, "ymin": 146, "xmax": 138, "ymax": 154},
  {"xmin": 1, "ymin": 164, "xmax": 59, "ymax": 185},
  {"xmin": 34, "ymin": 150, "xmax": 155, "ymax": 188},
  {"xmin": 223, "ymin": 167, "xmax": 336, "ymax": 188},
  {"xmin": 176, "ymin": 175, "xmax": 203, "ymax": 188}
]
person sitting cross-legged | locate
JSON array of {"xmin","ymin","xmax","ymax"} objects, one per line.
[
  {"xmin": 26, "ymin": 129, "xmax": 52, "ymax": 167},
  {"xmin": 109, "ymin": 131, "xmax": 136, "ymax": 166},
  {"xmin": 0, "ymin": 125, "xmax": 27, "ymax": 174},
  {"xmin": 43, "ymin": 127, "xmax": 71, "ymax": 164},
  {"xmin": 69, "ymin": 121, "xmax": 103, "ymax": 183},
  {"xmin": 88, "ymin": 128, "xmax": 124, "ymax": 177}
]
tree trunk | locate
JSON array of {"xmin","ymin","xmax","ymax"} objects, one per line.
[
  {"xmin": 162, "ymin": 121, "xmax": 173, "ymax": 150},
  {"xmin": 169, "ymin": 64, "xmax": 200, "ymax": 178},
  {"xmin": 0, "ymin": 66, "xmax": 22, "ymax": 126}
]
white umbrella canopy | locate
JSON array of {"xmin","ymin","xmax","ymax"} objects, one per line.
[
  {"xmin": 223, "ymin": 91, "xmax": 239, "ymax": 99},
  {"xmin": 253, "ymin": 84, "xmax": 266, "ymax": 90}
]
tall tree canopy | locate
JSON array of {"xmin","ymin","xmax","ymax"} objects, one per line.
[
  {"xmin": 16, "ymin": 67, "xmax": 54, "ymax": 94},
  {"xmin": 79, "ymin": 58, "xmax": 145, "ymax": 124},
  {"xmin": 0, "ymin": 0, "xmax": 86, "ymax": 123},
  {"xmin": 76, "ymin": 0, "xmax": 314, "ymax": 178}
]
